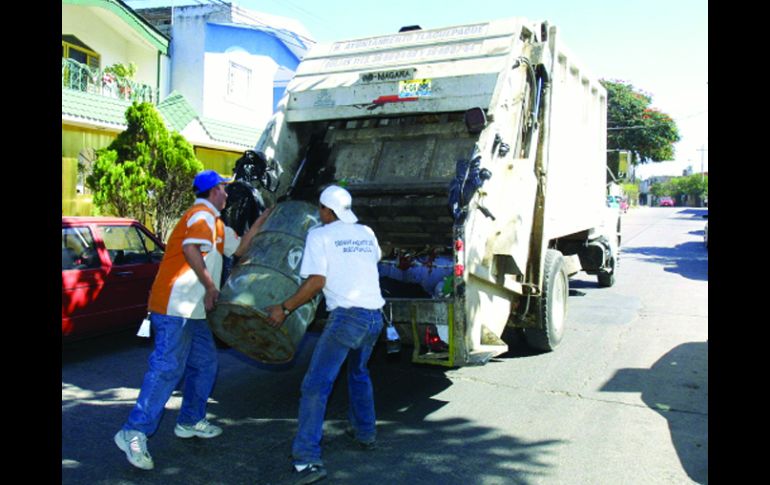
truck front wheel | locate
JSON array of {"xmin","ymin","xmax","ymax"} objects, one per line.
[
  {"xmin": 597, "ymin": 256, "xmax": 616, "ymax": 288},
  {"xmin": 524, "ymin": 249, "xmax": 568, "ymax": 351}
]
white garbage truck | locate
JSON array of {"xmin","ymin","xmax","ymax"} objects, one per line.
[{"xmin": 220, "ymin": 17, "xmax": 620, "ymax": 367}]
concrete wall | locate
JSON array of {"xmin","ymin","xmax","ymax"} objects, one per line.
[
  {"xmin": 203, "ymin": 24, "xmax": 299, "ymax": 128},
  {"xmin": 169, "ymin": 10, "xmax": 208, "ymax": 114},
  {"xmin": 168, "ymin": 6, "xmax": 301, "ymax": 129}
]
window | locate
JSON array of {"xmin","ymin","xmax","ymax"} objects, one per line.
[
  {"xmin": 137, "ymin": 228, "xmax": 165, "ymax": 263},
  {"xmin": 101, "ymin": 225, "xmax": 151, "ymax": 266},
  {"xmin": 227, "ymin": 61, "xmax": 251, "ymax": 105},
  {"xmin": 62, "ymin": 35, "xmax": 100, "ymax": 69},
  {"xmin": 76, "ymin": 148, "xmax": 96, "ymax": 195},
  {"xmin": 62, "ymin": 227, "xmax": 101, "ymax": 270}
]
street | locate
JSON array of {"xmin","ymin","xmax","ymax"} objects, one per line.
[{"xmin": 61, "ymin": 206, "xmax": 708, "ymax": 485}]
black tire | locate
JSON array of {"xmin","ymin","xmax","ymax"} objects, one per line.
[
  {"xmin": 523, "ymin": 249, "xmax": 568, "ymax": 351},
  {"xmin": 597, "ymin": 256, "xmax": 616, "ymax": 288}
]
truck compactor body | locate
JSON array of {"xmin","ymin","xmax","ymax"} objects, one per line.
[{"xmin": 238, "ymin": 17, "xmax": 620, "ymax": 366}]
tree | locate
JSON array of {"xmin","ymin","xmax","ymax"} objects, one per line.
[
  {"xmin": 87, "ymin": 102, "xmax": 203, "ymax": 241},
  {"xmin": 649, "ymin": 174, "xmax": 708, "ymax": 205},
  {"xmin": 601, "ymin": 80, "xmax": 681, "ymax": 164}
]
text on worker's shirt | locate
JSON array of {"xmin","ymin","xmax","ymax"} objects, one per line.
[{"xmin": 335, "ymin": 239, "xmax": 375, "ymax": 253}]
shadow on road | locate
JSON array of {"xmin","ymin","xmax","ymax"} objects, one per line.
[
  {"xmin": 600, "ymin": 341, "xmax": 708, "ymax": 484},
  {"xmin": 622, "ymin": 242, "xmax": 707, "ymax": 281},
  {"xmin": 675, "ymin": 208, "xmax": 708, "ymax": 219},
  {"xmin": 62, "ymin": 331, "xmax": 564, "ymax": 484}
]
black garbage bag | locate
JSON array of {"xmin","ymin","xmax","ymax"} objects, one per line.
[
  {"xmin": 233, "ymin": 150, "xmax": 282, "ymax": 193},
  {"xmin": 221, "ymin": 180, "xmax": 265, "ymax": 237},
  {"xmin": 448, "ymin": 156, "xmax": 484, "ymax": 223}
]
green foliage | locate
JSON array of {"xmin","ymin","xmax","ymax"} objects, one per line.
[
  {"xmin": 103, "ymin": 62, "xmax": 137, "ymax": 79},
  {"xmin": 87, "ymin": 102, "xmax": 203, "ymax": 241},
  {"xmin": 621, "ymin": 183, "xmax": 639, "ymax": 205},
  {"xmin": 601, "ymin": 80, "xmax": 681, "ymax": 164},
  {"xmin": 649, "ymin": 174, "xmax": 708, "ymax": 201}
]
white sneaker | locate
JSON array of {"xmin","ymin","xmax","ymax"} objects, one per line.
[
  {"xmin": 174, "ymin": 419, "xmax": 223, "ymax": 439},
  {"xmin": 114, "ymin": 429, "xmax": 154, "ymax": 470}
]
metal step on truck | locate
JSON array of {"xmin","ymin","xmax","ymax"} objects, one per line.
[{"xmin": 210, "ymin": 17, "xmax": 621, "ymax": 367}]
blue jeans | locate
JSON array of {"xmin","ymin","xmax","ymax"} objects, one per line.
[
  {"xmin": 122, "ymin": 313, "xmax": 218, "ymax": 436},
  {"xmin": 291, "ymin": 307, "xmax": 384, "ymax": 466}
]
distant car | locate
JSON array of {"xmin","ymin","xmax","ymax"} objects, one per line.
[
  {"xmin": 62, "ymin": 217, "xmax": 165, "ymax": 341},
  {"xmin": 659, "ymin": 196, "xmax": 675, "ymax": 207}
]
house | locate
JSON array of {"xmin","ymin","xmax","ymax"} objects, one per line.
[
  {"xmin": 62, "ymin": 0, "xmax": 172, "ymax": 215},
  {"xmin": 131, "ymin": 1, "xmax": 315, "ymax": 130},
  {"xmin": 62, "ymin": 0, "xmax": 307, "ymax": 217}
]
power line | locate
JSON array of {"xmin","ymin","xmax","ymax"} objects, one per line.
[
  {"xmin": 266, "ymin": 0, "xmax": 330, "ymax": 25},
  {"xmin": 608, "ymin": 110, "xmax": 707, "ymax": 131},
  {"xmin": 608, "ymin": 124, "xmax": 672, "ymax": 131},
  {"xmin": 208, "ymin": 0, "xmax": 317, "ymax": 49},
  {"xmin": 129, "ymin": 1, "xmax": 317, "ymax": 51}
]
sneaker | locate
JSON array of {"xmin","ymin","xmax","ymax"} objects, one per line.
[
  {"xmin": 114, "ymin": 429, "xmax": 154, "ymax": 470},
  {"xmin": 292, "ymin": 464, "xmax": 327, "ymax": 485},
  {"xmin": 344, "ymin": 427, "xmax": 376, "ymax": 450},
  {"xmin": 174, "ymin": 419, "xmax": 223, "ymax": 439}
]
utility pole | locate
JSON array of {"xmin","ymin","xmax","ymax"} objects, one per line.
[
  {"xmin": 697, "ymin": 145, "xmax": 708, "ymax": 207},
  {"xmin": 697, "ymin": 145, "xmax": 707, "ymax": 181}
]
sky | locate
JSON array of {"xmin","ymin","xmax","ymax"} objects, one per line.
[{"xmin": 127, "ymin": 0, "xmax": 708, "ymax": 173}]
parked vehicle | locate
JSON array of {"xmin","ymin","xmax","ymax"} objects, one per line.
[
  {"xmin": 62, "ymin": 217, "xmax": 164, "ymax": 341},
  {"xmin": 211, "ymin": 17, "xmax": 621, "ymax": 366},
  {"xmin": 659, "ymin": 196, "xmax": 675, "ymax": 207},
  {"xmin": 608, "ymin": 195, "xmax": 628, "ymax": 213}
]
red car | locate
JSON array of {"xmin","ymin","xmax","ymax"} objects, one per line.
[
  {"xmin": 659, "ymin": 196, "xmax": 675, "ymax": 207},
  {"xmin": 62, "ymin": 217, "xmax": 165, "ymax": 341}
]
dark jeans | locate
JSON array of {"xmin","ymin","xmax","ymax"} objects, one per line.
[
  {"xmin": 291, "ymin": 307, "xmax": 384, "ymax": 465},
  {"xmin": 123, "ymin": 313, "xmax": 218, "ymax": 436}
]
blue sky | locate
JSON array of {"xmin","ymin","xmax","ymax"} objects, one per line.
[{"xmin": 129, "ymin": 0, "xmax": 708, "ymax": 171}]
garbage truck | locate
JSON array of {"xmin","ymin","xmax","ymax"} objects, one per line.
[{"xmin": 209, "ymin": 17, "xmax": 621, "ymax": 367}]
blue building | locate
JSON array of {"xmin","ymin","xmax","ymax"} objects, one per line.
[{"xmin": 132, "ymin": 1, "xmax": 315, "ymax": 130}]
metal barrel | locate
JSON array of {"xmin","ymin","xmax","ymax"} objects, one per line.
[{"xmin": 208, "ymin": 200, "xmax": 322, "ymax": 363}]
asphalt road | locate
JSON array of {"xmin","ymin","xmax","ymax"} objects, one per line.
[{"xmin": 61, "ymin": 206, "xmax": 708, "ymax": 485}]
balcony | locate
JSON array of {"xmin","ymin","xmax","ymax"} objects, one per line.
[{"xmin": 62, "ymin": 58, "xmax": 155, "ymax": 104}]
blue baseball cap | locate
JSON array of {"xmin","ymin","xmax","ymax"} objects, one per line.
[{"xmin": 193, "ymin": 170, "xmax": 232, "ymax": 193}]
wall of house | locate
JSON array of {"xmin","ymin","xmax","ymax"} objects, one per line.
[
  {"xmin": 62, "ymin": 125, "xmax": 119, "ymax": 216},
  {"xmin": 62, "ymin": 4, "xmax": 162, "ymax": 93},
  {"xmin": 201, "ymin": 24, "xmax": 298, "ymax": 129},
  {"xmin": 195, "ymin": 147, "xmax": 243, "ymax": 177},
  {"xmin": 169, "ymin": 10, "xmax": 209, "ymax": 115}
]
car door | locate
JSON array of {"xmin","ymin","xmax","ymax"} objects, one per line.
[
  {"xmin": 97, "ymin": 223, "xmax": 163, "ymax": 332},
  {"xmin": 62, "ymin": 223, "xmax": 110, "ymax": 339}
]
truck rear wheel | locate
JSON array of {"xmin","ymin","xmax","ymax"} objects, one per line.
[{"xmin": 524, "ymin": 249, "xmax": 568, "ymax": 351}]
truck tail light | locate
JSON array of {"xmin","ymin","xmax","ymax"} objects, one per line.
[
  {"xmin": 454, "ymin": 238, "xmax": 464, "ymax": 276},
  {"xmin": 424, "ymin": 325, "xmax": 448, "ymax": 352}
]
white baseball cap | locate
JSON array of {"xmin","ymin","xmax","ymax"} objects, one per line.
[{"xmin": 319, "ymin": 185, "xmax": 358, "ymax": 224}]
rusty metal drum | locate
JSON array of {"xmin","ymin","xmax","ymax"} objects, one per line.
[{"xmin": 208, "ymin": 200, "xmax": 322, "ymax": 363}]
